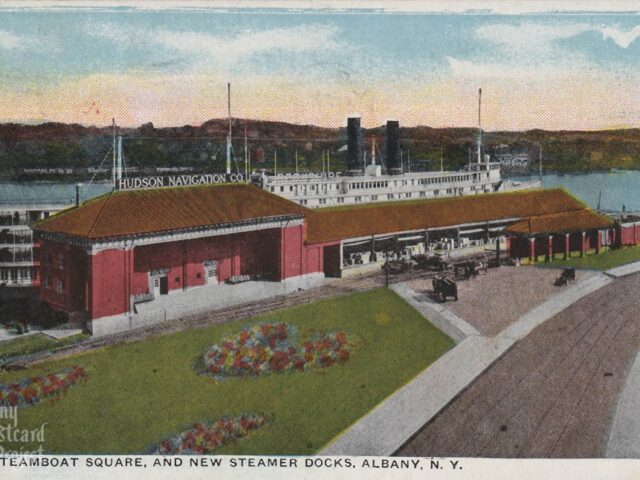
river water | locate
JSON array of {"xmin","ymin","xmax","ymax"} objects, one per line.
[
  {"xmin": 0, "ymin": 182, "xmax": 112, "ymax": 206},
  {"xmin": 514, "ymin": 171, "xmax": 640, "ymax": 212},
  {"xmin": 0, "ymin": 171, "xmax": 638, "ymax": 211}
]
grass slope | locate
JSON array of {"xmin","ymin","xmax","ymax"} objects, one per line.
[
  {"xmin": 0, "ymin": 333, "xmax": 88, "ymax": 359},
  {"xmin": 0, "ymin": 288, "xmax": 453, "ymax": 455},
  {"xmin": 543, "ymin": 245, "xmax": 640, "ymax": 271}
]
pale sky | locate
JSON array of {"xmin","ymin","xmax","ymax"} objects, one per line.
[{"xmin": 2, "ymin": 4, "xmax": 640, "ymax": 130}]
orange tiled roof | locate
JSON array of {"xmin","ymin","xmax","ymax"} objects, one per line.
[
  {"xmin": 35, "ymin": 183, "xmax": 309, "ymax": 240},
  {"xmin": 505, "ymin": 209, "xmax": 613, "ymax": 236},
  {"xmin": 306, "ymin": 188, "xmax": 589, "ymax": 243}
]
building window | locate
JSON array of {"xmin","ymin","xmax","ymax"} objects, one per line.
[
  {"xmin": 175, "ymin": 276, "xmax": 180, "ymax": 283},
  {"xmin": 43, "ymin": 275, "xmax": 49, "ymax": 288},
  {"xmin": 57, "ymin": 254, "xmax": 64, "ymax": 269},
  {"xmin": 355, "ymin": 196, "xmax": 362, "ymax": 202},
  {"xmin": 420, "ymin": 191, "xmax": 426, "ymax": 197},
  {"xmin": 371, "ymin": 195, "xmax": 378, "ymax": 201},
  {"xmin": 56, "ymin": 279, "xmax": 64, "ymax": 293},
  {"xmin": 405, "ymin": 192, "xmax": 412, "ymax": 198},
  {"xmin": 196, "ymin": 272, "xmax": 202, "ymax": 279},
  {"xmin": 388, "ymin": 194, "xmax": 394, "ymax": 200},
  {"xmin": 337, "ymin": 198, "xmax": 344, "ymax": 204},
  {"xmin": 319, "ymin": 198, "xmax": 327, "ymax": 205}
]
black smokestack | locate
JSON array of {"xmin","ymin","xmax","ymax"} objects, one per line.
[
  {"xmin": 346, "ymin": 117, "xmax": 362, "ymax": 175},
  {"xmin": 386, "ymin": 120, "xmax": 401, "ymax": 175}
]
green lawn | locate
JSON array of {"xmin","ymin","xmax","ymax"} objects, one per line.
[
  {"xmin": 0, "ymin": 288, "xmax": 453, "ymax": 455},
  {"xmin": 543, "ymin": 245, "xmax": 640, "ymax": 271},
  {"xmin": 0, "ymin": 332, "xmax": 88, "ymax": 359}
]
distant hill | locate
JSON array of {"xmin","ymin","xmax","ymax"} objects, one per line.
[{"xmin": 1, "ymin": 119, "xmax": 639, "ymax": 180}]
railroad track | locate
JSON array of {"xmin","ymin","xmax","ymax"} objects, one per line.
[{"xmin": 3, "ymin": 268, "xmax": 443, "ymax": 369}]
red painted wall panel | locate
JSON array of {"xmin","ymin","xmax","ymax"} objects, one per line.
[
  {"xmin": 89, "ymin": 249, "xmax": 127, "ymax": 319},
  {"xmin": 40, "ymin": 223, "xmax": 323, "ymax": 320},
  {"xmin": 39, "ymin": 240, "xmax": 87, "ymax": 313}
]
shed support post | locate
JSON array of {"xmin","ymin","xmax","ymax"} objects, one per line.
[
  {"xmin": 529, "ymin": 237, "xmax": 536, "ymax": 264},
  {"xmin": 581, "ymin": 231, "xmax": 586, "ymax": 257},
  {"xmin": 564, "ymin": 233, "xmax": 570, "ymax": 260},
  {"xmin": 596, "ymin": 230, "xmax": 601, "ymax": 255},
  {"xmin": 547, "ymin": 235, "xmax": 553, "ymax": 262}
]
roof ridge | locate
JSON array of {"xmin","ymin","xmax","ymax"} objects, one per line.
[{"xmin": 530, "ymin": 208, "xmax": 593, "ymax": 220}]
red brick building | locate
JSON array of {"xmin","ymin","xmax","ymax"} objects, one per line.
[
  {"xmin": 35, "ymin": 184, "xmax": 328, "ymax": 335},
  {"xmin": 34, "ymin": 184, "xmax": 625, "ymax": 336}
]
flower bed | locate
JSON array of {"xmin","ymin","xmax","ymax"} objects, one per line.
[
  {"xmin": 150, "ymin": 414, "xmax": 270, "ymax": 455},
  {"xmin": 0, "ymin": 366, "xmax": 88, "ymax": 408},
  {"xmin": 202, "ymin": 322, "xmax": 352, "ymax": 379}
]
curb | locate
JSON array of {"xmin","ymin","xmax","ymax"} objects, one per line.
[
  {"xmin": 605, "ymin": 261, "xmax": 640, "ymax": 278},
  {"xmin": 319, "ymin": 274, "xmax": 612, "ymax": 456},
  {"xmin": 606, "ymin": 349, "xmax": 640, "ymax": 458}
]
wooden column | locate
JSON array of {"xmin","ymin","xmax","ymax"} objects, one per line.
[
  {"xmin": 611, "ymin": 227, "xmax": 616, "ymax": 249},
  {"xmin": 564, "ymin": 233, "xmax": 570, "ymax": 260},
  {"xmin": 546, "ymin": 235, "xmax": 553, "ymax": 262},
  {"xmin": 529, "ymin": 237, "xmax": 536, "ymax": 263},
  {"xmin": 580, "ymin": 231, "xmax": 586, "ymax": 257},
  {"xmin": 596, "ymin": 230, "xmax": 601, "ymax": 255}
]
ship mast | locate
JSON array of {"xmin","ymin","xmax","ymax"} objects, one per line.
[
  {"xmin": 244, "ymin": 123, "xmax": 248, "ymax": 179},
  {"xmin": 477, "ymin": 87, "xmax": 482, "ymax": 164},
  {"xmin": 112, "ymin": 118, "xmax": 117, "ymax": 188},
  {"xmin": 371, "ymin": 138, "xmax": 376, "ymax": 165},
  {"xmin": 226, "ymin": 82, "xmax": 232, "ymax": 175}
]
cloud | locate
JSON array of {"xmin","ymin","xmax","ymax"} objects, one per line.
[
  {"xmin": 599, "ymin": 25, "xmax": 640, "ymax": 48},
  {"xmin": 476, "ymin": 21, "xmax": 640, "ymax": 55},
  {"xmin": 156, "ymin": 24, "xmax": 339, "ymax": 57},
  {"xmin": 474, "ymin": 22, "xmax": 591, "ymax": 58},
  {"xmin": 85, "ymin": 22, "xmax": 341, "ymax": 69},
  {"xmin": 0, "ymin": 30, "xmax": 37, "ymax": 50}
]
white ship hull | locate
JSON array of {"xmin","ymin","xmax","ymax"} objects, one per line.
[{"xmin": 258, "ymin": 163, "xmax": 540, "ymax": 208}]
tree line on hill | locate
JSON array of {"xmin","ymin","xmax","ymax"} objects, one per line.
[{"xmin": 0, "ymin": 119, "xmax": 639, "ymax": 181}]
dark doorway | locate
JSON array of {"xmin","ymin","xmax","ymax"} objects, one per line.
[{"xmin": 159, "ymin": 276, "xmax": 169, "ymax": 295}]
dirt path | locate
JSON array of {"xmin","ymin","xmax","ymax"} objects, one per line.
[{"xmin": 407, "ymin": 266, "xmax": 595, "ymax": 336}]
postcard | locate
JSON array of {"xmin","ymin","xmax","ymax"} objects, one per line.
[{"xmin": 0, "ymin": 1, "xmax": 639, "ymax": 479}]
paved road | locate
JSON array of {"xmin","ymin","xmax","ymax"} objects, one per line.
[{"xmin": 397, "ymin": 272, "xmax": 640, "ymax": 458}]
